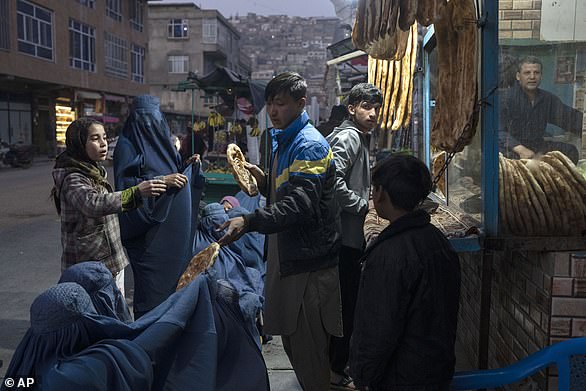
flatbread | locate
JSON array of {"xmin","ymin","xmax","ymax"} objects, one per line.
[
  {"xmin": 176, "ymin": 242, "xmax": 220, "ymax": 291},
  {"xmin": 519, "ymin": 159, "xmax": 555, "ymax": 234},
  {"xmin": 227, "ymin": 144, "xmax": 259, "ymax": 196}
]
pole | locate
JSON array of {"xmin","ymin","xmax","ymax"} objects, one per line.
[{"xmin": 191, "ymin": 88, "xmax": 195, "ymax": 155}]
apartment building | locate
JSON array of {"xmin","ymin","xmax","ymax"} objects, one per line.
[
  {"xmin": 0, "ymin": 0, "xmax": 149, "ymax": 154},
  {"xmin": 147, "ymin": 1, "xmax": 251, "ymax": 133}
]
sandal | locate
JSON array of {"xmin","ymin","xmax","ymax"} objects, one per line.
[{"xmin": 330, "ymin": 374, "xmax": 357, "ymax": 390}]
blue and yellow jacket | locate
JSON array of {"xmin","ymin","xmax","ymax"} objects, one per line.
[{"xmin": 244, "ymin": 111, "xmax": 341, "ymax": 276}]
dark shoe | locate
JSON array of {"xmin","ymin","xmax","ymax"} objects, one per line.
[{"xmin": 330, "ymin": 373, "xmax": 357, "ymax": 390}]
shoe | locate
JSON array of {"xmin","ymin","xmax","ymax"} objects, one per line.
[{"xmin": 330, "ymin": 373, "xmax": 357, "ymax": 390}]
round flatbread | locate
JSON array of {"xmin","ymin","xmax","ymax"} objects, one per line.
[
  {"xmin": 176, "ymin": 242, "xmax": 220, "ymax": 291},
  {"xmin": 227, "ymin": 144, "xmax": 259, "ymax": 196}
]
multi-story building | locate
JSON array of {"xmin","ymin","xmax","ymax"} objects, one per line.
[
  {"xmin": 147, "ymin": 1, "xmax": 250, "ymax": 133},
  {"xmin": 0, "ymin": 0, "xmax": 149, "ymax": 155}
]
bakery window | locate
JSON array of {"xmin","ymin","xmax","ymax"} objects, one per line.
[
  {"xmin": 422, "ymin": 26, "xmax": 483, "ymax": 225},
  {"xmin": 496, "ymin": 3, "xmax": 586, "ymax": 237},
  {"xmin": 55, "ymin": 103, "xmax": 75, "ymax": 148}
]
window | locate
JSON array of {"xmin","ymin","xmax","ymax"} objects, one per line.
[
  {"xmin": 69, "ymin": 18, "xmax": 95, "ymax": 72},
  {"xmin": 106, "ymin": 0, "xmax": 121, "ymax": 22},
  {"xmin": 131, "ymin": 44, "xmax": 145, "ymax": 83},
  {"xmin": 0, "ymin": 0, "xmax": 9, "ymax": 50},
  {"xmin": 168, "ymin": 19, "xmax": 188, "ymax": 38},
  {"xmin": 202, "ymin": 19, "xmax": 217, "ymax": 43},
  {"xmin": 104, "ymin": 32, "xmax": 127, "ymax": 79},
  {"xmin": 168, "ymin": 55, "xmax": 189, "ymax": 73},
  {"xmin": 76, "ymin": 0, "xmax": 95, "ymax": 8},
  {"xmin": 16, "ymin": 0, "xmax": 53, "ymax": 60},
  {"xmin": 129, "ymin": 0, "xmax": 144, "ymax": 32}
]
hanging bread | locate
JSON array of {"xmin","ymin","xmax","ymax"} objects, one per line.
[{"xmin": 430, "ymin": 0, "xmax": 478, "ymax": 153}]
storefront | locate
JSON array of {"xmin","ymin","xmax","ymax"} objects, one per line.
[
  {"xmin": 0, "ymin": 92, "xmax": 32, "ymax": 145},
  {"xmin": 350, "ymin": 0, "xmax": 586, "ymax": 389}
]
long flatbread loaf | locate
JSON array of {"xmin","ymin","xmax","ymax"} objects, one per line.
[{"xmin": 227, "ymin": 143, "xmax": 259, "ymax": 196}]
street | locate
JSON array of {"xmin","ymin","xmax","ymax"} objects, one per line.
[{"xmin": 0, "ymin": 159, "xmax": 62, "ymax": 371}]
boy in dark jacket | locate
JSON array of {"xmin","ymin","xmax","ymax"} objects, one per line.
[{"xmin": 349, "ymin": 154, "xmax": 461, "ymax": 391}]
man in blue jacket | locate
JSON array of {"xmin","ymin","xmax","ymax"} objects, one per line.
[{"xmin": 219, "ymin": 72, "xmax": 342, "ymax": 391}]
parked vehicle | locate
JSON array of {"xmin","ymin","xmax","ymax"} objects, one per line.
[{"xmin": 0, "ymin": 140, "xmax": 34, "ymax": 168}]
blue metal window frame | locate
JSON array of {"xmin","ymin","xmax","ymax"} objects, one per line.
[{"xmin": 421, "ymin": 0, "xmax": 499, "ymax": 251}]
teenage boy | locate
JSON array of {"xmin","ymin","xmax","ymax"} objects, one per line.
[
  {"xmin": 218, "ymin": 72, "xmax": 342, "ymax": 391},
  {"xmin": 326, "ymin": 83, "xmax": 382, "ymax": 390},
  {"xmin": 349, "ymin": 154, "xmax": 461, "ymax": 391}
]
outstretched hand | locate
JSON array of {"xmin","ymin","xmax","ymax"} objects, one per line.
[
  {"xmin": 137, "ymin": 179, "xmax": 167, "ymax": 197},
  {"xmin": 217, "ymin": 216, "xmax": 247, "ymax": 246}
]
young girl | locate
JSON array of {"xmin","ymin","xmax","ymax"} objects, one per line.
[{"xmin": 52, "ymin": 118, "xmax": 167, "ymax": 295}]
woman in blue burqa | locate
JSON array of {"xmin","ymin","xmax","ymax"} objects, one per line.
[
  {"xmin": 114, "ymin": 95, "xmax": 205, "ymax": 319},
  {"xmin": 1, "ymin": 279, "xmax": 217, "ymax": 391},
  {"xmin": 2, "ymin": 275, "xmax": 269, "ymax": 390},
  {"xmin": 194, "ymin": 203, "xmax": 264, "ymax": 340}
]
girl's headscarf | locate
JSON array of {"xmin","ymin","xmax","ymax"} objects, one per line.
[
  {"xmin": 59, "ymin": 262, "xmax": 133, "ymax": 323},
  {"xmin": 51, "ymin": 118, "xmax": 111, "ymax": 214}
]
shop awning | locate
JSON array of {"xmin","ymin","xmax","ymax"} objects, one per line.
[{"xmin": 326, "ymin": 50, "xmax": 367, "ymax": 66}]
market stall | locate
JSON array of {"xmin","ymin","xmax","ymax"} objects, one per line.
[{"xmin": 350, "ymin": 1, "xmax": 586, "ymax": 389}]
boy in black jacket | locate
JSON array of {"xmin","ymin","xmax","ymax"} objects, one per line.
[{"xmin": 349, "ymin": 154, "xmax": 461, "ymax": 391}]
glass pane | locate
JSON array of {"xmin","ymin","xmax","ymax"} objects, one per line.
[
  {"xmin": 498, "ymin": 3, "xmax": 586, "ymax": 236},
  {"xmin": 17, "ymin": 1, "xmax": 33, "ymax": 15},
  {"xmin": 0, "ymin": 110, "xmax": 9, "ymax": 142},
  {"xmin": 17, "ymin": 14, "xmax": 24, "ymax": 39}
]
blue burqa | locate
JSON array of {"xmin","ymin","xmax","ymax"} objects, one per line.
[
  {"xmin": 114, "ymin": 95, "xmax": 205, "ymax": 316},
  {"xmin": 193, "ymin": 203, "xmax": 263, "ymax": 338},
  {"xmin": 58, "ymin": 261, "xmax": 133, "ymax": 323},
  {"xmin": 3, "ymin": 278, "xmax": 217, "ymax": 391},
  {"xmin": 213, "ymin": 280, "xmax": 270, "ymax": 391},
  {"xmin": 226, "ymin": 206, "xmax": 266, "ymax": 282}
]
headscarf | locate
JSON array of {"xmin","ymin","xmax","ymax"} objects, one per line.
[
  {"xmin": 59, "ymin": 262, "xmax": 132, "ymax": 323},
  {"xmin": 220, "ymin": 196, "xmax": 240, "ymax": 209},
  {"xmin": 115, "ymin": 95, "xmax": 181, "ymax": 185},
  {"xmin": 52, "ymin": 118, "xmax": 111, "ymax": 214}
]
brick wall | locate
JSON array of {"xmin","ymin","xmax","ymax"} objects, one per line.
[
  {"xmin": 547, "ymin": 252, "xmax": 586, "ymax": 390},
  {"xmin": 457, "ymin": 252, "xmax": 483, "ymax": 366},
  {"xmin": 457, "ymin": 250, "xmax": 586, "ymax": 390},
  {"xmin": 499, "ymin": 0, "xmax": 541, "ymax": 40},
  {"xmin": 489, "ymin": 250, "xmax": 553, "ymax": 389}
]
